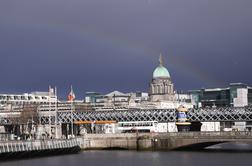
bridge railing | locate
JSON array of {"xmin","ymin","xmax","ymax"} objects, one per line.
[
  {"xmin": 82, "ymin": 131, "xmax": 252, "ymax": 139},
  {"xmin": 157, "ymin": 131, "xmax": 252, "ymax": 138},
  {"xmin": 83, "ymin": 133, "xmax": 152, "ymax": 139}
]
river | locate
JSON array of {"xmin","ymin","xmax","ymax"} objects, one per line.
[{"xmin": 1, "ymin": 149, "xmax": 252, "ymax": 166}]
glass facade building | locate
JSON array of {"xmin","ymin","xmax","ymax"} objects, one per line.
[{"xmin": 190, "ymin": 83, "xmax": 252, "ymax": 108}]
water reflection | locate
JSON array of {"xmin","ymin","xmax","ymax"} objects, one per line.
[
  {"xmin": 2, "ymin": 149, "xmax": 252, "ymax": 166},
  {"xmin": 207, "ymin": 142, "xmax": 252, "ymax": 151}
]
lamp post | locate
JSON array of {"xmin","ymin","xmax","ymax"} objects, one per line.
[
  {"xmin": 71, "ymin": 100, "xmax": 74, "ymax": 138},
  {"xmin": 68, "ymin": 85, "xmax": 75, "ymax": 138},
  {"xmin": 55, "ymin": 86, "xmax": 58, "ymax": 139},
  {"xmin": 49, "ymin": 86, "xmax": 52, "ymax": 138}
]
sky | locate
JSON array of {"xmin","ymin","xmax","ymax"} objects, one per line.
[{"xmin": 0, "ymin": 0, "xmax": 252, "ymax": 99}]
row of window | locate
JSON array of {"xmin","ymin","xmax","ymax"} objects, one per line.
[
  {"xmin": 0, "ymin": 95, "xmax": 49, "ymax": 101},
  {"xmin": 0, "ymin": 101, "xmax": 50, "ymax": 105},
  {"xmin": 118, "ymin": 122, "xmax": 157, "ymax": 127}
]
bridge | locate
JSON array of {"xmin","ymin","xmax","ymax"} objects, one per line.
[
  {"xmin": 152, "ymin": 131, "xmax": 252, "ymax": 150},
  {"xmin": 80, "ymin": 132, "xmax": 252, "ymax": 150},
  {"xmin": 1, "ymin": 104, "xmax": 252, "ymax": 125}
]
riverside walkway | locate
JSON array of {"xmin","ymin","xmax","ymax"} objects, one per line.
[{"xmin": 0, "ymin": 138, "xmax": 81, "ymax": 160}]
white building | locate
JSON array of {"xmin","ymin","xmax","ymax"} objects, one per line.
[{"xmin": 0, "ymin": 91, "xmax": 57, "ymax": 105}]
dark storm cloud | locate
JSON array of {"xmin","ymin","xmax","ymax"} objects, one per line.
[{"xmin": 0, "ymin": 0, "xmax": 252, "ymax": 98}]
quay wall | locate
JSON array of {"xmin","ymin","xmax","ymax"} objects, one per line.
[{"xmin": 80, "ymin": 133, "xmax": 153, "ymax": 150}]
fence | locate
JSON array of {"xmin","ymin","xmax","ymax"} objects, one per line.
[{"xmin": 0, "ymin": 138, "xmax": 80, "ymax": 154}]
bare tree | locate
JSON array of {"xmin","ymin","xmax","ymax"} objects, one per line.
[{"xmin": 19, "ymin": 104, "xmax": 39, "ymax": 136}]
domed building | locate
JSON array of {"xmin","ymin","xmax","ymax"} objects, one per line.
[{"xmin": 149, "ymin": 54, "xmax": 175, "ymax": 102}]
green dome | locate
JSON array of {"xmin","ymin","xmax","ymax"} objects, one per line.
[{"xmin": 153, "ymin": 65, "xmax": 170, "ymax": 78}]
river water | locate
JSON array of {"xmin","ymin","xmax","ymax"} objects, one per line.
[{"xmin": 2, "ymin": 149, "xmax": 252, "ymax": 166}]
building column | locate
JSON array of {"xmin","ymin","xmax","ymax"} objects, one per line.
[
  {"xmin": 154, "ymin": 85, "xmax": 157, "ymax": 94},
  {"xmin": 165, "ymin": 84, "xmax": 168, "ymax": 94},
  {"xmin": 160, "ymin": 85, "xmax": 163, "ymax": 94},
  {"xmin": 151, "ymin": 85, "xmax": 154, "ymax": 94}
]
